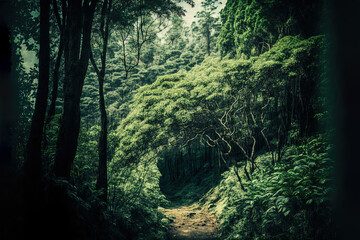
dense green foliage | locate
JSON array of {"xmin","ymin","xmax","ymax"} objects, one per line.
[
  {"xmin": 108, "ymin": 31, "xmax": 332, "ymax": 239},
  {"xmin": 208, "ymin": 136, "xmax": 334, "ymax": 240},
  {"xmin": 111, "ymin": 34, "xmax": 324, "ymax": 167},
  {"xmin": 6, "ymin": 0, "xmax": 335, "ymax": 239},
  {"xmin": 218, "ymin": 0, "xmax": 322, "ymax": 57}
]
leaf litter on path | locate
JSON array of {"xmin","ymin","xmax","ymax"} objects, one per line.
[{"xmin": 161, "ymin": 203, "xmax": 219, "ymax": 240}]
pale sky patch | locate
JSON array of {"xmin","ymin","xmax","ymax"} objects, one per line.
[
  {"xmin": 180, "ymin": 0, "xmax": 226, "ymax": 27},
  {"xmin": 21, "ymin": 44, "xmax": 37, "ymax": 73}
]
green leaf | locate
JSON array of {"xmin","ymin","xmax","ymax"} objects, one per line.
[{"xmin": 284, "ymin": 210, "xmax": 290, "ymax": 216}]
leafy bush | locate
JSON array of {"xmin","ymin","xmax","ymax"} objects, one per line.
[
  {"xmin": 109, "ymin": 155, "xmax": 171, "ymax": 240},
  {"xmin": 213, "ymin": 135, "xmax": 335, "ymax": 240}
]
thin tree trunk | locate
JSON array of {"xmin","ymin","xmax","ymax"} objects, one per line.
[
  {"xmin": 97, "ymin": 74, "xmax": 108, "ymax": 201},
  {"xmin": 243, "ymin": 159, "xmax": 251, "ymax": 181},
  {"xmin": 250, "ymin": 136, "xmax": 256, "ymax": 173},
  {"xmin": 46, "ymin": 0, "xmax": 65, "ymax": 124},
  {"xmin": 90, "ymin": 48, "xmax": 109, "ymax": 201},
  {"xmin": 220, "ymin": 151, "xmax": 246, "ymax": 191},
  {"xmin": 233, "ymin": 165, "xmax": 245, "ymax": 191},
  {"xmin": 46, "ymin": 33, "xmax": 64, "ymax": 124},
  {"xmin": 89, "ymin": 0, "xmax": 112, "ymax": 202},
  {"xmin": 261, "ymin": 127, "xmax": 275, "ymax": 165},
  {"xmin": 43, "ymin": 0, "xmax": 65, "ymax": 154}
]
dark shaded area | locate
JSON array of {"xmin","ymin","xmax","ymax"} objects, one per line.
[
  {"xmin": 25, "ymin": 178, "xmax": 134, "ymax": 240},
  {"xmin": 0, "ymin": 4, "xmax": 21, "ymax": 239},
  {"xmin": 159, "ymin": 166, "xmax": 221, "ymax": 207},
  {"xmin": 158, "ymin": 147, "xmax": 223, "ymax": 207},
  {"xmin": 0, "ymin": 3, "xmax": 134, "ymax": 239},
  {"xmin": 23, "ymin": 1, "xmax": 50, "ymax": 234},
  {"xmin": 328, "ymin": 1, "xmax": 360, "ymax": 239},
  {"xmin": 0, "ymin": 9, "xmax": 13, "ymax": 173}
]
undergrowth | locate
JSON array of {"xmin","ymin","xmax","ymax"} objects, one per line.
[
  {"xmin": 199, "ymin": 135, "xmax": 335, "ymax": 240},
  {"xmin": 109, "ymin": 157, "xmax": 172, "ymax": 240}
]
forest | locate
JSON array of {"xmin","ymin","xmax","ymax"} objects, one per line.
[{"xmin": 0, "ymin": 0, "xmax": 359, "ymax": 239}]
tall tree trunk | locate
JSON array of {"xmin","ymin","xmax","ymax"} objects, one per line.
[
  {"xmin": 54, "ymin": 0, "xmax": 97, "ymax": 180},
  {"xmin": 97, "ymin": 78, "xmax": 108, "ymax": 195},
  {"xmin": 97, "ymin": 74, "xmax": 108, "ymax": 201},
  {"xmin": 89, "ymin": 0, "xmax": 112, "ymax": 202},
  {"xmin": 24, "ymin": 0, "xmax": 49, "ymax": 198},
  {"xmin": 23, "ymin": 0, "xmax": 49, "ymax": 237},
  {"xmin": 43, "ymin": 0, "xmax": 65, "ymax": 154},
  {"xmin": 97, "ymin": 0, "xmax": 112, "ymax": 202}
]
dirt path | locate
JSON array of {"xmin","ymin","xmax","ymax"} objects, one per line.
[{"xmin": 161, "ymin": 204, "xmax": 219, "ymax": 240}]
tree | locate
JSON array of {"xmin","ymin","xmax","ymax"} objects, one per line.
[
  {"xmin": 218, "ymin": 0, "xmax": 322, "ymax": 57},
  {"xmin": 111, "ymin": 34, "xmax": 323, "ymax": 194},
  {"xmin": 23, "ymin": 0, "xmax": 49, "ymax": 237},
  {"xmin": 165, "ymin": 14, "xmax": 186, "ymax": 48},
  {"xmin": 23, "ymin": 0, "xmax": 49, "ymax": 203},
  {"xmin": 54, "ymin": 0, "xmax": 98, "ymax": 179},
  {"xmin": 90, "ymin": 0, "xmax": 194, "ymax": 201},
  {"xmin": 90, "ymin": 0, "xmax": 113, "ymax": 202},
  {"xmin": 115, "ymin": 4, "xmax": 167, "ymax": 79},
  {"xmin": 45, "ymin": 0, "xmax": 66, "ymax": 125},
  {"xmin": 195, "ymin": 0, "xmax": 221, "ymax": 55}
]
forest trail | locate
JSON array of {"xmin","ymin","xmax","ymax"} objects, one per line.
[{"xmin": 161, "ymin": 203, "xmax": 219, "ymax": 240}]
